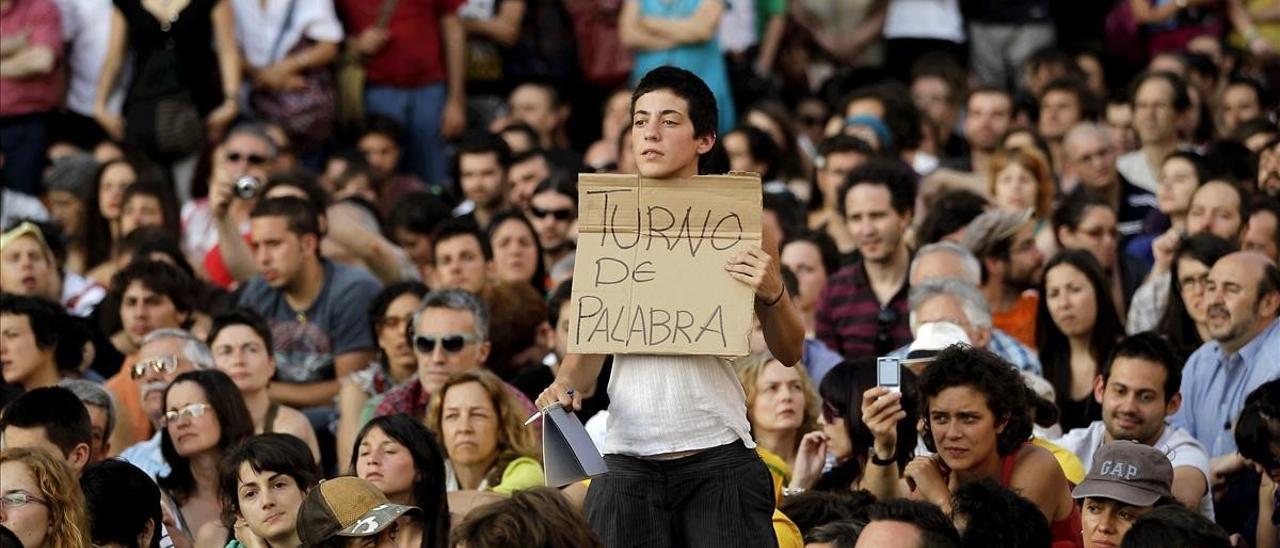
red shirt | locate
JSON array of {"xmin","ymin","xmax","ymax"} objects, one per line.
[
  {"xmin": 0, "ymin": 0, "xmax": 63, "ymax": 116},
  {"xmin": 338, "ymin": 0, "xmax": 463, "ymax": 88}
]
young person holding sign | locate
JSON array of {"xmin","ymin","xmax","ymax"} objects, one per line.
[{"xmin": 535, "ymin": 66, "xmax": 804, "ymax": 547}]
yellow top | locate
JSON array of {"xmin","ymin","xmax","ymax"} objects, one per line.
[{"xmin": 1033, "ymin": 437, "xmax": 1086, "ymax": 485}]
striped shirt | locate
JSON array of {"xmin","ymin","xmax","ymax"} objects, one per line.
[{"xmin": 814, "ymin": 261, "xmax": 912, "ymax": 358}]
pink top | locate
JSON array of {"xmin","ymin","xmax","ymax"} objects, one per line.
[{"xmin": 0, "ymin": 0, "xmax": 63, "ymax": 116}]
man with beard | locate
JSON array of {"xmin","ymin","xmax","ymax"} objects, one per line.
[
  {"xmin": 118, "ymin": 328, "xmax": 213, "ymax": 478},
  {"xmin": 1174, "ymin": 250, "xmax": 1280, "ymax": 441},
  {"xmin": 528, "ymin": 176, "xmax": 577, "ymax": 283},
  {"xmin": 1054, "ymin": 333, "xmax": 1213, "ymax": 518},
  {"xmin": 962, "ymin": 209, "xmax": 1046, "ymax": 349},
  {"xmin": 1259, "ymin": 137, "xmax": 1280, "ymax": 198},
  {"xmin": 453, "ymin": 133, "xmax": 511, "ymax": 230}
]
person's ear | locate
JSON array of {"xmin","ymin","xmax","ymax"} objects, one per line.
[
  {"xmin": 1260, "ymin": 289, "xmax": 1280, "ymax": 319},
  {"xmin": 1166, "ymin": 392, "xmax": 1183, "ymax": 416},
  {"xmin": 974, "ymin": 327, "xmax": 992, "ymax": 349},
  {"xmin": 1093, "ymin": 375, "xmax": 1106, "ymax": 404},
  {"xmin": 477, "ymin": 341, "xmax": 491, "ymax": 364},
  {"xmin": 1056, "ymin": 225, "xmax": 1073, "ymax": 248},
  {"xmin": 302, "ymin": 233, "xmax": 319, "ymax": 256},
  {"xmin": 696, "ymin": 133, "xmax": 716, "ymax": 156},
  {"xmin": 69, "ymin": 442, "xmax": 91, "ymax": 471},
  {"xmin": 138, "ymin": 517, "xmax": 156, "ymax": 548}
]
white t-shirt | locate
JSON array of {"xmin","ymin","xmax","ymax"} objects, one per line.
[
  {"xmin": 1054, "ymin": 421, "xmax": 1214, "ymax": 519},
  {"xmin": 717, "ymin": 0, "xmax": 758, "ymax": 55},
  {"xmin": 883, "ymin": 0, "xmax": 965, "ymax": 42},
  {"xmin": 605, "ymin": 354, "xmax": 753, "ymax": 457},
  {"xmin": 53, "ymin": 0, "xmax": 127, "ymax": 116},
  {"xmin": 1116, "ymin": 150, "xmax": 1159, "ymax": 193},
  {"xmin": 231, "ymin": 0, "xmax": 344, "ymax": 69}
]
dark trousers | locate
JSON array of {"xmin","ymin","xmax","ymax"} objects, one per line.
[
  {"xmin": 585, "ymin": 441, "xmax": 778, "ymax": 548},
  {"xmin": 0, "ymin": 113, "xmax": 49, "ymax": 196}
]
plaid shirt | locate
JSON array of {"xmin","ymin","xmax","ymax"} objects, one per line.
[
  {"xmin": 374, "ymin": 377, "xmax": 539, "ymax": 420},
  {"xmin": 1126, "ymin": 271, "xmax": 1169, "ymax": 334}
]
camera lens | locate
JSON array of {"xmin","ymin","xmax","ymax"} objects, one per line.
[{"xmin": 234, "ymin": 176, "xmax": 260, "ymax": 199}]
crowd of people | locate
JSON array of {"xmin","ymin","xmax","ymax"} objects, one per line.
[{"xmin": 2, "ymin": 0, "xmax": 1280, "ymax": 546}]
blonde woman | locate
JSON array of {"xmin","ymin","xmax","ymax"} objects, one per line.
[
  {"xmin": 990, "ymin": 146, "xmax": 1058, "ymax": 256},
  {"xmin": 0, "ymin": 447, "xmax": 90, "ymax": 547},
  {"xmin": 736, "ymin": 352, "xmax": 820, "ymax": 490},
  {"xmin": 426, "ymin": 369, "xmax": 543, "ymax": 496}
]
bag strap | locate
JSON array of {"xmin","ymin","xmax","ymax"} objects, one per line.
[{"xmin": 268, "ymin": 0, "xmax": 301, "ymax": 63}]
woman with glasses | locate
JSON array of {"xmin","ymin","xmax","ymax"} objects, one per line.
[
  {"xmin": 0, "ymin": 447, "xmax": 90, "ymax": 547},
  {"xmin": 207, "ymin": 308, "xmax": 320, "ymax": 462},
  {"xmin": 735, "ymin": 352, "xmax": 820, "ymax": 491},
  {"xmin": 862, "ymin": 345, "xmax": 1081, "ymax": 546},
  {"xmin": 1052, "ymin": 191, "xmax": 1148, "ymax": 319},
  {"xmin": 338, "ymin": 281, "xmax": 428, "ymax": 466},
  {"xmin": 790, "ymin": 358, "xmax": 918, "ymax": 493},
  {"xmin": 350, "ymin": 414, "xmax": 450, "ymax": 548},
  {"xmin": 486, "ymin": 210, "xmax": 548, "ymax": 293},
  {"xmin": 426, "ymin": 369, "xmax": 543, "ymax": 496},
  {"xmin": 1157, "ymin": 233, "xmax": 1236, "ymax": 361},
  {"xmin": 1036, "ymin": 250, "xmax": 1124, "ymax": 432},
  {"xmin": 158, "ymin": 369, "xmax": 253, "ymax": 540}
]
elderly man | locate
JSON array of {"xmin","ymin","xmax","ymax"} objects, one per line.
[
  {"xmin": 59, "ymin": 378, "xmax": 117, "ymax": 463},
  {"xmin": 374, "ymin": 288, "xmax": 534, "ymax": 419},
  {"xmin": 1062, "ymin": 123, "xmax": 1158, "ymax": 239},
  {"xmin": 118, "ymin": 328, "xmax": 214, "ymax": 478},
  {"xmin": 896, "ymin": 242, "xmax": 1041, "ymax": 374}
]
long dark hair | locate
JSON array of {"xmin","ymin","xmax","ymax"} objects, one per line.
[
  {"xmin": 486, "ymin": 209, "xmax": 549, "ymax": 294},
  {"xmin": 1158, "ymin": 233, "xmax": 1236, "ymax": 362},
  {"xmin": 82, "ymin": 159, "xmax": 133, "ymax": 270},
  {"xmin": 367, "ymin": 281, "xmax": 429, "ymax": 379},
  {"xmin": 1035, "ymin": 249, "xmax": 1123, "ymax": 416},
  {"xmin": 815, "ymin": 358, "xmax": 918, "ymax": 490},
  {"xmin": 349, "ymin": 415, "xmax": 449, "ymax": 548},
  {"xmin": 159, "ymin": 370, "xmax": 254, "ymax": 504}
]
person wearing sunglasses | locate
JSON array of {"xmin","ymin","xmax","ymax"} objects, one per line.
[
  {"xmin": 202, "ymin": 123, "xmax": 279, "ymax": 288},
  {"xmin": 375, "ymin": 289, "xmax": 536, "ymax": 421},
  {"xmin": 117, "ymin": 328, "xmax": 212, "ymax": 480},
  {"xmin": 528, "ymin": 175, "xmax": 579, "ymax": 284},
  {"xmin": 0, "ymin": 447, "xmax": 91, "ymax": 548},
  {"xmin": 157, "ymin": 370, "xmax": 254, "ymax": 542}
]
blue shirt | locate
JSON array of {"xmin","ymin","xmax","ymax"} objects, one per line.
[
  {"xmin": 1171, "ymin": 318, "xmax": 1280, "ymax": 457},
  {"xmin": 888, "ymin": 329, "xmax": 1042, "ymax": 376},
  {"xmin": 803, "ymin": 338, "xmax": 843, "ymax": 385},
  {"xmin": 630, "ymin": 0, "xmax": 736, "ymax": 134}
]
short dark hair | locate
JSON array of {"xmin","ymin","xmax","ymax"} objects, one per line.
[
  {"xmin": 449, "ymin": 487, "xmax": 603, "ymax": 548},
  {"xmin": 207, "ymin": 307, "xmax": 274, "ymax": 353},
  {"xmin": 866, "ymin": 499, "xmax": 961, "ymax": 548},
  {"xmin": 965, "ymin": 86, "xmax": 1013, "ymax": 110},
  {"xmin": 547, "ymin": 279, "xmax": 574, "ymax": 328},
  {"xmin": 950, "ymin": 478, "xmax": 1051, "ymax": 548},
  {"xmin": 261, "ymin": 169, "xmax": 331, "ymax": 214},
  {"xmin": 802, "ymin": 520, "xmax": 864, "ymax": 548},
  {"xmin": 1249, "ymin": 197, "xmax": 1280, "ymax": 251},
  {"xmin": 249, "ymin": 197, "xmax": 321, "ymax": 239},
  {"xmin": 1192, "ymin": 180, "xmax": 1248, "ymax": 230},
  {"xmin": 1236, "ymin": 379, "xmax": 1280, "ymax": 466},
  {"xmin": 456, "ymin": 131, "xmax": 513, "ymax": 173},
  {"xmin": 509, "ymin": 147, "xmax": 549, "ymax": 169},
  {"xmin": 840, "ymin": 82, "xmax": 925, "ymax": 152},
  {"xmin": 360, "ymin": 114, "xmax": 403, "ymax": 145},
  {"xmin": 0, "ymin": 293, "xmax": 66, "ymax": 357},
  {"xmin": 1162, "ymin": 150, "xmax": 1209, "ymax": 185},
  {"xmin": 533, "ymin": 171, "xmax": 579, "ymax": 207},
  {"xmin": 1129, "ymin": 71, "xmax": 1192, "ymax": 112},
  {"xmin": 1119, "ymin": 505, "xmax": 1230, "ymax": 548},
  {"xmin": 727, "ymin": 125, "xmax": 780, "ymax": 181},
  {"xmin": 432, "ymin": 217, "xmax": 493, "ymax": 261},
  {"xmin": 916, "ymin": 190, "xmax": 989, "ymax": 245},
  {"xmin": 1040, "ymin": 77, "xmax": 1100, "ymax": 121},
  {"xmin": 632, "ymin": 66, "xmax": 719, "ymax": 140},
  {"xmin": 782, "ymin": 230, "xmax": 842, "ymax": 277},
  {"xmin": 110, "ymin": 259, "xmax": 194, "ymax": 314},
  {"xmin": 388, "ymin": 192, "xmax": 453, "ymax": 237},
  {"xmin": 1051, "ymin": 190, "xmax": 1113, "ymax": 242},
  {"xmin": 80, "ymin": 459, "xmax": 163, "ymax": 548},
  {"xmin": 1102, "ymin": 332, "xmax": 1182, "ymax": 403},
  {"xmin": 0, "ymin": 387, "xmax": 92, "ymax": 458},
  {"xmin": 159, "ymin": 370, "xmax": 255, "ymax": 504},
  {"xmin": 838, "ymin": 159, "xmax": 918, "ymax": 217},
  {"xmin": 919, "ymin": 345, "xmax": 1032, "ymax": 456},
  {"xmin": 1223, "ymin": 77, "xmax": 1265, "ymax": 108},
  {"xmin": 1233, "ymin": 116, "xmax": 1278, "ymax": 144},
  {"xmin": 778, "ymin": 490, "xmax": 875, "ymax": 535},
  {"xmin": 219, "ymin": 433, "xmax": 321, "ymax": 527}
]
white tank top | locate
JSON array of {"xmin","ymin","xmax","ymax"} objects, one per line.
[{"xmin": 603, "ymin": 354, "xmax": 755, "ymax": 457}]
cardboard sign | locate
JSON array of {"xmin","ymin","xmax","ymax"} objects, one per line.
[
  {"xmin": 568, "ymin": 173, "xmax": 762, "ymax": 356},
  {"xmin": 540, "ymin": 404, "xmax": 608, "ymax": 488}
]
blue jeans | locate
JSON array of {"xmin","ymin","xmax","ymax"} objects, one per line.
[
  {"xmin": 364, "ymin": 83, "xmax": 448, "ymax": 187},
  {"xmin": 0, "ymin": 113, "xmax": 49, "ymax": 196}
]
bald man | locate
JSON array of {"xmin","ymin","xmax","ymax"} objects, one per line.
[{"xmin": 1173, "ymin": 252, "xmax": 1280, "ymax": 462}]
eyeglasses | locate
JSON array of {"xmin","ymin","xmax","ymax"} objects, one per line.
[
  {"xmin": 379, "ymin": 314, "xmax": 414, "ymax": 332},
  {"xmin": 1, "ymin": 491, "xmax": 47, "ymax": 509},
  {"xmin": 131, "ymin": 355, "xmax": 189, "ymax": 379},
  {"xmin": 1179, "ymin": 273, "xmax": 1210, "ymax": 292},
  {"xmin": 162, "ymin": 403, "xmax": 211, "ymax": 426},
  {"xmin": 821, "ymin": 400, "xmax": 841, "ymax": 423},
  {"xmin": 413, "ymin": 333, "xmax": 479, "ymax": 354},
  {"xmin": 226, "ymin": 151, "xmax": 267, "ymax": 165},
  {"xmin": 529, "ymin": 206, "xmax": 575, "ymax": 221}
]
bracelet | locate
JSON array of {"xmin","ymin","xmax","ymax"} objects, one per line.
[
  {"xmin": 782, "ymin": 487, "xmax": 806, "ymax": 497},
  {"xmin": 869, "ymin": 452, "xmax": 896, "ymax": 466},
  {"xmin": 758, "ymin": 286, "xmax": 785, "ymax": 307}
]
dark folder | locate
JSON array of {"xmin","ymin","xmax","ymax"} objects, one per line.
[{"xmin": 541, "ymin": 404, "xmax": 608, "ymax": 488}]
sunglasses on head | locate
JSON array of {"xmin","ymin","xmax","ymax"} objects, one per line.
[
  {"xmin": 413, "ymin": 333, "xmax": 479, "ymax": 354},
  {"xmin": 226, "ymin": 151, "xmax": 267, "ymax": 166},
  {"xmin": 529, "ymin": 206, "xmax": 575, "ymax": 221}
]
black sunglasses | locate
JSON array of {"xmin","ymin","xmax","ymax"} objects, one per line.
[
  {"xmin": 227, "ymin": 151, "xmax": 267, "ymax": 165},
  {"xmin": 530, "ymin": 206, "xmax": 575, "ymax": 221},
  {"xmin": 413, "ymin": 333, "xmax": 479, "ymax": 354}
]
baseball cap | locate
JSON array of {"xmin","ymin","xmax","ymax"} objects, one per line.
[
  {"xmin": 296, "ymin": 476, "xmax": 421, "ymax": 546},
  {"xmin": 1071, "ymin": 440, "xmax": 1174, "ymax": 507}
]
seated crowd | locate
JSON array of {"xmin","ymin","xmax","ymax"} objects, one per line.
[{"xmin": 3, "ymin": 0, "xmax": 1280, "ymax": 545}]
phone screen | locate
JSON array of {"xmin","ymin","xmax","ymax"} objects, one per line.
[{"xmin": 877, "ymin": 357, "xmax": 901, "ymax": 390}]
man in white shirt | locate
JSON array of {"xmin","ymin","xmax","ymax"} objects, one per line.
[
  {"xmin": 1116, "ymin": 71, "xmax": 1190, "ymax": 193},
  {"xmin": 1053, "ymin": 332, "xmax": 1213, "ymax": 519}
]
